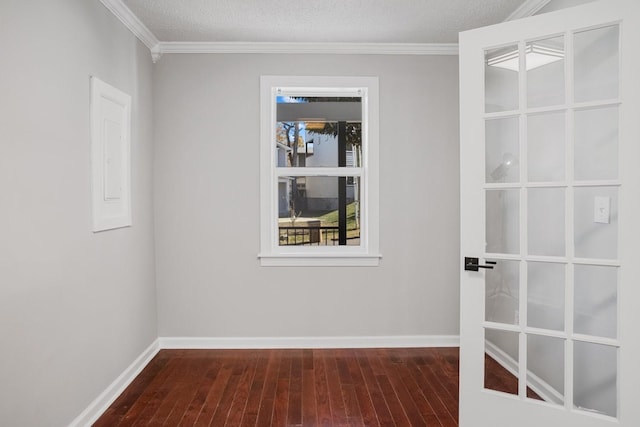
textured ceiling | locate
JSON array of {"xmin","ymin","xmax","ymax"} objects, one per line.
[{"xmin": 123, "ymin": 0, "xmax": 527, "ymax": 43}]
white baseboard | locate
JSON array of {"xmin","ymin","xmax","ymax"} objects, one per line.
[
  {"xmin": 159, "ymin": 335, "xmax": 460, "ymax": 349},
  {"xmin": 69, "ymin": 339, "xmax": 160, "ymax": 427},
  {"xmin": 485, "ymin": 339, "xmax": 564, "ymax": 405}
]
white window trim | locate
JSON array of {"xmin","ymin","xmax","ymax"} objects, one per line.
[{"xmin": 259, "ymin": 75, "xmax": 381, "ymax": 267}]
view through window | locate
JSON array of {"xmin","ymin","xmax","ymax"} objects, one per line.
[{"xmin": 276, "ymin": 96, "xmax": 362, "ymax": 246}]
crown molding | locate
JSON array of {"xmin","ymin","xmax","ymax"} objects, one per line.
[
  {"xmin": 505, "ymin": 0, "xmax": 553, "ymax": 21},
  {"xmin": 98, "ymin": 1, "xmax": 459, "ymax": 60},
  {"xmin": 157, "ymin": 41, "xmax": 459, "ymax": 56},
  {"xmin": 98, "ymin": 0, "xmax": 162, "ymax": 62}
]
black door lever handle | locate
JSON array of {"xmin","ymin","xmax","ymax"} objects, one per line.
[{"xmin": 464, "ymin": 257, "xmax": 496, "ymax": 271}]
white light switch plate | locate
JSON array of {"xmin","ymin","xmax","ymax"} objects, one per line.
[{"xmin": 594, "ymin": 196, "xmax": 610, "ymax": 224}]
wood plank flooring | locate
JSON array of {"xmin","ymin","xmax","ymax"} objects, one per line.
[{"xmin": 94, "ymin": 348, "xmax": 460, "ymax": 426}]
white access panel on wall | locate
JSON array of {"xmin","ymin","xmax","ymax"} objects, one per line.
[{"xmin": 90, "ymin": 76, "xmax": 132, "ymax": 232}]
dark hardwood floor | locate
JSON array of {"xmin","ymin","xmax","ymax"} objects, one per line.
[
  {"xmin": 94, "ymin": 347, "xmax": 534, "ymax": 426},
  {"xmin": 94, "ymin": 348, "xmax": 460, "ymax": 426}
]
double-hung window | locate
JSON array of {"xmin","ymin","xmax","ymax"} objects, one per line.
[{"xmin": 259, "ymin": 76, "xmax": 380, "ymax": 266}]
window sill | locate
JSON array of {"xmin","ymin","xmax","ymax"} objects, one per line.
[{"xmin": 258, "ymin": 253, "xmax": 382, "ymax": 267}]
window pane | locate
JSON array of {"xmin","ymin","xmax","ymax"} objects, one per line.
[
  {"xmin": 278, "ymin": 176, "xmax": 361, "ymax": 246},
  {"xmin": 574, "ymin": 265, "xmax": 617, "ymax": 339},
  {"xmin": 527, "ymin": 262, "xmax": 565, "ymax": 331},
  {"xmin": 527, "ymin": 112, "xmax": 565, "ymax": 182},
  {"xmin": 574, "ymin": 25, "xmax": 619, "ymax": 103},
  {"xmin": 486, "ymin": 189, "xmax": 520, "ymax": 254},
  {"xmin": 276, "ymin": 96, "xmax": 362, "ymax": 168},
  {"xmin": 527, "ymin": 36, "xmax": 565, "ymax": 108},
  {"xmin": 574, "ymin": 106, "xmax": 618, "ymax": 181},
  {"xmin": 574, "ymin": 342, "xmax": 617, "ymax": 417},
  {"xmin": 486, "ymin": 117, "xmax": 520, "ymax": 184},
  {"xmin": 485, "ymin": 44, "xmax": 520, "ymax": 113},
  {"xmin": 485, "ymin": 328, "xmax": 519, "ymax": 396},
  {"xmin": 527, "ymin": 334, "xmax": 564, "ymax": 405},
  {"xmin": 528, "ymin": 188, "xmax": 565, "ymax": 257},
  {"xmin": 485, "ymin": 260, "xmax": 520, "ymax": 325}
]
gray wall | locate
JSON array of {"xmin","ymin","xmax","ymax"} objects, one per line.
[
  {"xmin": 153, "ymin": 54, "xmax": 460, "ymax": 339},
  {"xmin": 0, "ymin": 1, "xmax": 157, "ymax": 425}
]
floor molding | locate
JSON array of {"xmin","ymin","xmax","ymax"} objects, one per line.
[
  {"xmin": 69, "ymin": 339, "xmax": 160, "ymax": 427},
  {"xmin": 159, "ymin": 335, "xmax": 460, "ymax": 349}
]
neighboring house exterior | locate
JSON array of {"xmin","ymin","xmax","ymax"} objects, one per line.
[{"xmin": 277, "ymin": 126, "xmax": 358, "ymax": 217}]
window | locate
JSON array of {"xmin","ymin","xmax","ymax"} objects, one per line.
[{"xmin": 259, "ymin": 76, "xmax": 380, "ymax": 266}]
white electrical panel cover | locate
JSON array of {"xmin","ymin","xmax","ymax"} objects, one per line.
[{"xmin": 90, "ymin": 76, "xmax": 132, "ymax": 232}]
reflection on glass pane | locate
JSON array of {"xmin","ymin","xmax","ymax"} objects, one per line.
[
  {"xmin": 485, "ymin": 329, "xmax": 519, "ymax": 396},
  {"xmin": 574, "ymin": 107, "xmax": 618, "ymax": 181},
  {"xmin": 574, "ymin": 342, "xmax": 617, "ymax": 417},
  {"xmin": 486, "ymin": 45, "xmax": 519, "ymax": 113},
  {"xmin": 486, "ymin": 260, "xmax": 520, "ymax": 324},
  {"xmin": 528, "ymin": 188, "xmax": 565, "ymax": 256},
  {"xmin": 486, "ymin": 118, "xmax": 520, "ymax": 183},
  {"xmin": 574, "ymin": 26, "xmax": 619, "ymax": 103},
  {"xmin": 527, "ymin": 334, "xmax": 564, "ymax": 405},
  {"xmin": 574, "ymin": 265, "xmax": 617, "ymax": 339},
  {"xmin": 527, "ymin": 262, "xmax": 565, "ymax": 331},
  {"xmin": 275, "ymin": 121, "xmax": 362, "ymax": 168},
  {"xmin": 278, "ymin": 176, "xmax": 361, "ymax": 246},
  {"xmin": 574, "ymin": 187, "xmax": 618, "ymax": 259},
  {"xmin": 486, "ymin": 190, "xmax": 520, "ymax": 254},
  {"xmin": 276, "ymin": 96, "xmax": 361, "ymax": 168},
  {"xmin": 528, "ymin": 112, "xmax": 565, "ymax": 182},
  {"xmin": 527, "ymin": 36, "xmax": 565, "ymax": 108}
]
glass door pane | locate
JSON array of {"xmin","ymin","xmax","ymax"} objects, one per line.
[
  {"xmin": 574, "ymin": 106, "xmax": 619, "ymax": 181},
  {"xmin": 485, "ymin": 329, "xmax": 519, "ymax": 396},
  {"xmin": 486, "ymin": 117, "xmax": 520, "ymax": 183},
  {"xmin": 527, "ymin": 262, "xmax": 565, "ymax": 331},
  {"xmin": 574, "ymin": 342, "xmax": 617, "ymax": 417},
  {"xmin": 486, "ymin": 190, "xmax": 520, "ymax": 254},
  {"xmin": 485, "ymin": 260, "xmax": 520, "ymax": 325},
  {"xmin": 485, "ymin": 44, "xmax": 520, "ymax": 112},
  {"xmin": 528, "ymin": 188, "xmax": 565, "ymax": 257},
  {"xmin": 574, "ymin": 265, "xmax": 618, "ymax": 339},
  {"xmin": 527, "ymin": 36, "xmax": 565, "ymax": 108},
  {"xmin": 527, "ymin": 112, "xmax": 565, "ymax": 182},
  {"xmin": 574, "ymin": 26, "xmax": 619, "ymax": 103},
  {"xmin": 527, "ymin": 334, "xmax": 564, "ymax": 405}
]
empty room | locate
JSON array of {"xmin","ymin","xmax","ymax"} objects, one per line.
[{"xmin": 1, "ymin": 0, "xmax": 638, "ymax": 426}]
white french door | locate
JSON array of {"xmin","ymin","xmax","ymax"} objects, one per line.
[{"xmin": 459, "ymin": 1, "xmax": 640, "ymax": 426}]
